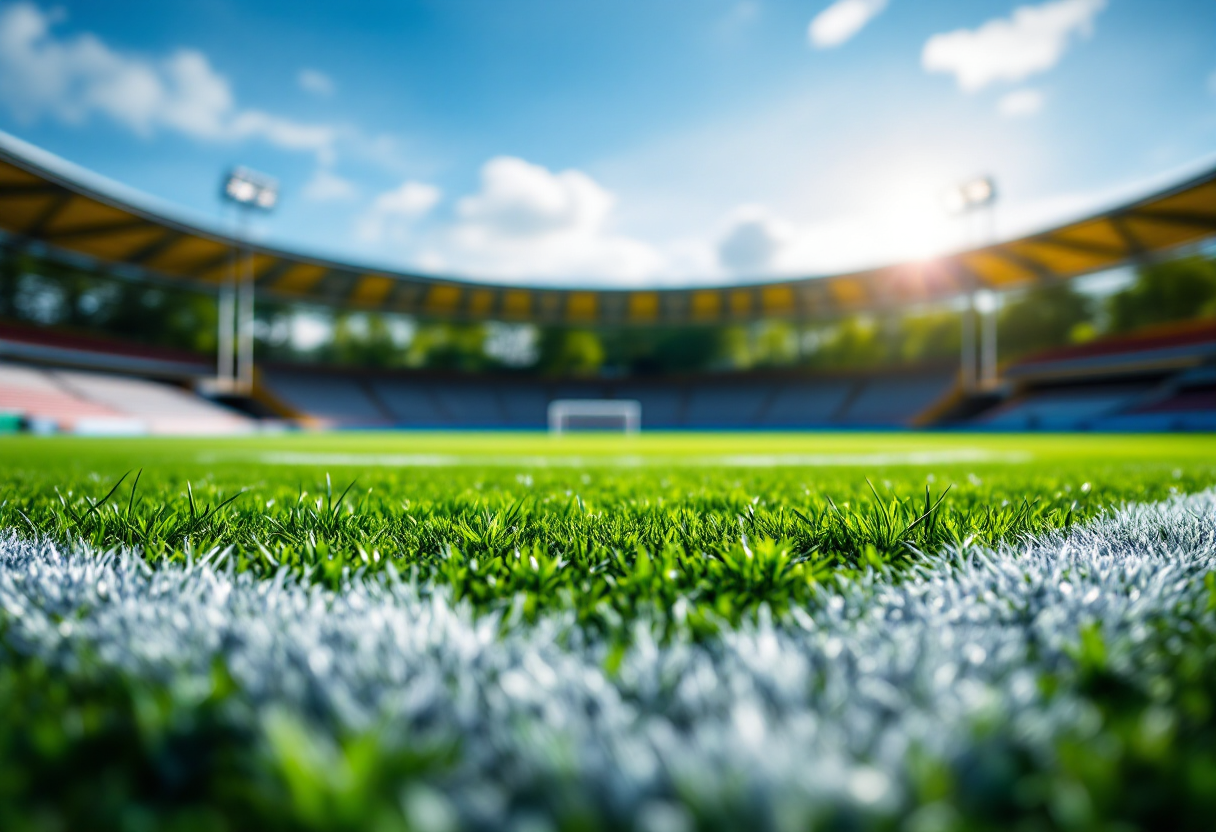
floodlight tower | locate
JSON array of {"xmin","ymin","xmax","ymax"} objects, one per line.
[
  {"xmin": 942, "ymin": 176, "xmax": 998, "ymax": 392},
  {"xmin": 219, "ymin": 167, "xmax": 278, "ymax": 394}
]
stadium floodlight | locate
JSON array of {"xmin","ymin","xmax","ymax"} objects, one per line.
[
  {"xmin": 216, "ymin": 166, "xmax": 279, "ymax": 396},
  {"xmin": 943, "ymin": 176, "xmax": 999, "ymax": 392},
  {"xmin": 548, "ymin": 400, "xmax": 641, "ymax": 434},
  {"xmin": 222, "ymin": 167, "xmax": 279, "ymax": 211},
  {"xmin": 941, "ymin": 176, "xmax": 996, "ymax": 216},
  {"xmin": 973, "ymin": 289, "xmax": 997, "ymax": 314}
]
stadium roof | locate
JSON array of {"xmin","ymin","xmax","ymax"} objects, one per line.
[{"xmin": 1, "ymin": 140, "xmax": 1214, "ymax": 325}]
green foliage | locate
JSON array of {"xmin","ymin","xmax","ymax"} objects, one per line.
[
  {"xmin": 537, "ymin": 328, "xmax": 606, "ymax": 375},
  {"xmin": 405, "ymin": 322, "xmax": 491, "ymax": 371},
  {"xmin": 328, "ymin": 312, "xmax": 409, "ymax": 367},
  {"xmin": 805, "ymin": 316, "xmax": 887, "ymax": 368},
  {"xmin": 997, "ymin": 282, "xmax": 1094, "ymax": 360},
  {"xmin": 1108, "ymin": 255, "xmax": 1216, "ymax": 333},
  {"xmin": 797, "ymin": 310, "xmax": 962, "ymax": 370},
  {"xmin": 10, "ymin": 242, "xmax": 1216, "ymax": 378},
  {"xmin": 606, "ymin": 324, "xmax": 725, "ymax": 374},
  {"xmin": 896, "ymin": 309, "xmax": 962, "ymax": 364},
  {"xmin": 0, "ymin": 245, "xmax": 218, "ymax": 354}
]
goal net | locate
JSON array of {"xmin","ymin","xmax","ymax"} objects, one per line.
[{"xmin": 547, "ymin": 399, "xmax": 641, "ymax": 434}]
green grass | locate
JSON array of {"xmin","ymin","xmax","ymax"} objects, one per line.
[
  {"xmin": 3, "ymin": 431, "xmax": 1216, "ymax": 832},
  {"xmin": 2, "ymin": 432, "xmax": 1213, "ymax": 628}
]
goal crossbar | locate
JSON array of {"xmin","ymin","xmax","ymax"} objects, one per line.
[{"xmin": 547, "ymin": 399, "xmax": 641, "ymax": 434}]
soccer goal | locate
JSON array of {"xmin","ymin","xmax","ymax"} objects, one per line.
[{"xmin": 547, "ymin": 399, "xmax": 641, "ymax": 434}]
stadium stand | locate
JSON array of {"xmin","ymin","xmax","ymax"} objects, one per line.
[
  {"xmin": 53, "ymin": 369, "xmax": 253, "ymax": 435},
  {"xmin": 1, "ymin": 321, "xmax": 211, "ymax": 377},
  {"xmin": 368, "ymin": 380, "xmax": 449, "ymax": 427},
  {"xmin": 257, "ymin": 364, "xmax": 959, "ymax": 430},
  {"xmin": 758, "ymin": 381, "xmax": 856, "ymax": 427},
  {"xmin": 0, "ymin": 362, "xmax": 122, "ymax": 432},
  {"xmin": 263, "ymin": 370, "xmax": 389, "ymax": 427},
  {"xmin": 5, "ymin": 319, "xmax": 1209, "ymax": 432},
  {"xmin": 429, "ymin": 383, "xmax": 507, "ymax": 428},
  {"xmin": 971, "ymin": 319, "xmax": 1216, "ymax": 431},
  {"xmin": 683, "ymin": 382, "xmax": 772, "ymax": 428},
  {"xmin": 616, "ymin": 385, "xmax": 687, "ymax": 428},
  {"xmin": 496, "ymin": 385, "xmax": 550, "ymax": 427},
  {"xmin": 838, "ymin": 373, "xmax": 957, "ymax": 427},
  {"xmin": 1089, "ymin": 366, "xmax": 1216, "ymax": 431},
  {"xmin": 0, "ymin": 361, "xmax": 253, "ymax": 434},
  {"xmin": 1002, "ymin": 319, "xmax": 1216, "ymax": 383},
  {"xmin": 979, "ymin": 384, "xmax": 1158, "ymax": 431}
]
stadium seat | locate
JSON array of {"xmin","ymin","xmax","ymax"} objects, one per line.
[
  {"xmin": 838, "ymin": 374, "xmax": 955, "ymax": 426},
  {"xmin": 683, "ymin": 383, "xmax": 775, "ymax": 428},
  {"xmin": 614, "ymin": 385, "xmax": 687, "ymax": 428},
  {"xmin": 429, "ymin": 384, "xmax": 507, "ymax": 427},
  {"xmin": 264, "ymin": 371, "xmax": 388, "ymax": 427},
  {"xmin": 0, "ymin": 362, "xmax": 252, "ymax": 434},
  {"xmin": 980, "ymin": 385, "xmax": 1153, "ymax": 431},
  {"xmin": 52, "ymin": 369, "xmax": 253, "ymax": 434},
  {"xmin": 760, "ymin": 382, "xmax": 856, "ymax": 427},
  {"xmin": 369, "ymin": 380, "xmax": 448, "ymax": 426},
  {"xmin": 497, "ymin": 385, "xmax": 550, "ymax": 428},
  {"xmin": 0, "ymin": 362, "xmax": 121, "ymax": 430}
]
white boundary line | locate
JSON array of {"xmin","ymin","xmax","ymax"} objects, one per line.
[{"xmin": 1, "ymin": 489, "xmax": 1213, "ymax": 825}]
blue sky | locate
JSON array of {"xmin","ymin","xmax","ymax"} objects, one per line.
[{"xmin": 0, "ymin": 0, "xmax": 1213, "ymax": 286}]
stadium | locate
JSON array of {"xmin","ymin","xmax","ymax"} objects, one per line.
[
  {"xmin": 2, "ymin": 135, "xmax": 1214, "ymax": 434},
  {"xmin": 1, "ymin": 1, "xmax": 1216, "ymax": 830}
]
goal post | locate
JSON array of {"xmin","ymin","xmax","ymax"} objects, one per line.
[{"xmin": 547, "ymin": 399, "xmax": 641, "ymax": 434}]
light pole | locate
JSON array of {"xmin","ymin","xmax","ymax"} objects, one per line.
[
  {"xmin": 974, "ymin": 289, "xmax": 998, "ymax": 388},
  {"xmin": 942, "ymin": 176, "xmax": 998, "ymax": 392},
  {"xmin": 219, "ymin": 167, "xmax": 278, "ymax": 394}
]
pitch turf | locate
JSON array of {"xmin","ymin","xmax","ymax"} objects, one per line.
[{"xmin": 2, "ymin": 431, "xmax": 1216, "ymax": 830}]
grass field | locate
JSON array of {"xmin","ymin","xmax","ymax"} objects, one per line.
[{"xmin": 2, "ymin": 431, "xmax": 1216, "ymax": 831}]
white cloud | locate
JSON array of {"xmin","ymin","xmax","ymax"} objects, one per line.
[
  {"xmin": 0, "ymin": 2, "xmax": 337, "ymax": 159},
  {"xmin": 298, "ymin": 68, "xmax": 334, "ymax": 97},
  {"xmin": 717, "ymin": 205, "xmax": 790, "ymax": 276},
  {"xmin": 998, "ymin": 87, "xmax": 1044, "ymax": 117},
  {"xmin": 230, "ymin": 110, "xmax": 338, "ymax": 162},
  {"xmin": 302, "ymin": 169, "xmax": 357, "ymax": 202},
  {"xmin": 922, "ymin": 0, "xmax": 1106, "ymax": 92},
  {"xmin": 808, "ymin": 0, "xmax": 887, "ymax": 49},
  {"xmin": 356, "ymin": 180, "xmax": 442, "ymax": 242},
  {"xmin": 705, "ymin": 176, "xmax": 965, "ymax": 279},
  {"xmin": 456, "ymin": 156, "xmax": 612, "ymax": 237},
  {"xmin": 376, "ymin": 180, "xmax": 442, "ymax": 218},
  {"xmin": 153, "ymin": 50, "xmax": 232, "ymax": 137},
  {"xmin": 438, "ymin": 157, "xmax": 664, "ymax": 283}
]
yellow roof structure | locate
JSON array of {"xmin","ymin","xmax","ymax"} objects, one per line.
[{"xmin": 1, "ymin": 140, "xmax": 1213, "ymax": 325}]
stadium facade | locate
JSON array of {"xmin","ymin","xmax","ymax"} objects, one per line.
[{"xmin": 1, "ymin": 133, "xmax": 1214, "ymax": 433}]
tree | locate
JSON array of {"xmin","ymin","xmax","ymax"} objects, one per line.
[
  {"xmin": 752, "ymin": 321, "xmax": 799, "ymax": 367},
  {"xmin": 537, "ymin": 329, "xmax": 605, "ymax": 376},
  {"xmin": 997, "ymin": 283, "xmax": 1093, "ymax": 359},
  {"xmin": 405, "ymin": 322, "xmax": 488, "ymax": 371},
  {"xmin": 897, "ymin": 310, "xmax": 960, "ymax": 364},
  {"xmin": 807, "ymin": 316, "xmax": 886, "ymax": 369},
  {"xmin": 1107, "ymin": 256, "xmax": 1216, "ymax": 333}
]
